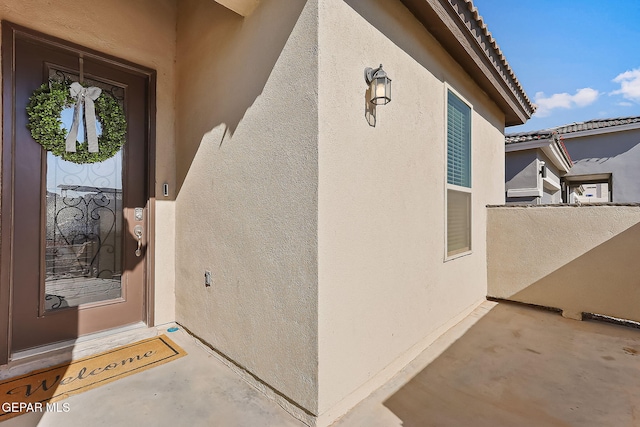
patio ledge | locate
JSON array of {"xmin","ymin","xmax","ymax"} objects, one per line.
[{"xmin": 487, "ymin": 203, "xmax": 640, "ymax": 208}]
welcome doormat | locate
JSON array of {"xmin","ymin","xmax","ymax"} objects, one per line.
[{"xmin": 0, "ymin": 335, "xmax": 186, "ymax": 420}]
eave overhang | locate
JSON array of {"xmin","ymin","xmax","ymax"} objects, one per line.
[
  {"xmin": 506, "ymin": 133, "xmax": 573, "ymax": 173},
  {"xmin": 400, "ymin": 0, "xmax": 534, "ymax": 126}
]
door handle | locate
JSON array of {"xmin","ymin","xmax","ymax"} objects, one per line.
[{"xmin": 134, "ymin": 225, "xmax": 143, "ymax": 257}]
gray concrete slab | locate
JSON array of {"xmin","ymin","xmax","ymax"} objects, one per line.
[
  {"xmin": 1, "ymin": 328, "xmax": 306, "ymax": 427},
  {"xmin": 3, "ymin": 301, "xmax": 640, "ymax": 426},
  {"xmin": 334, "ymin": 301, "xmax": 640, "ymax": 427}
]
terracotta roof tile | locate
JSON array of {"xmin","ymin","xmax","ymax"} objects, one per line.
[
  {"xmin": 460, "ymin": 0, "xmax": 534, "ymax": 114},
  {"xmin": 505, "ymin": 116, "xmax": 640, "ymax": 144},
  {"xmin": 554, "ymin": 116, "xmax": 640, "ymax": 134},
  {"xmin": 505, "ymin": 130, "xmax": 555, "ymax": 144}
]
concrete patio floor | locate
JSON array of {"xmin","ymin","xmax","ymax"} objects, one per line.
[
  {"xmin": 3, "ymin": 300, "xmax": 640, "ymax": 426},
  {"xmin": 335, "ymin": 301, "xmax": 640, "ymax": 427}
]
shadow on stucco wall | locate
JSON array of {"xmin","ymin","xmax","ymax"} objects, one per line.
[
  {"xmin": 506, "ymin": 222, "xmax": 640, "ymax": 321},
  {"xmin": 345, "ymin": 0, "xmax": 443, "ymax": 81},
  {"xmin": 564, "ymin": 133, "xmax": 640, "ymax": 165},
  {"xmin": 487, "ymin": 207, "xmax": 640, "ymax": 322},
  {"xmin": 565, "ymin": 134, "xmax": 640, "ymax": 202},
  {"xmin": 344, "ymin": 0, "xmax": 505, "ymax": 131},
  {"xmin": 174, "ymin": 0, "xmax": 307, "ymax": 194}
]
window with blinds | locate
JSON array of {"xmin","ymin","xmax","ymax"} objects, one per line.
[
  {"xmin": 446, "ymin": 90, "xmax": 471, "ymax": 257},
  {"xmin": 447, "ymin": 189, "xmax": 471, "ymax": 256},
  {"xmin": 447, "ymin": 92, "xmax": 471, "ymax": 188}
]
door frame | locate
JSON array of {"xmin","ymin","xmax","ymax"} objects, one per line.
[{"xmin": 0, "ymin": 21, "xmax": 157, "ymax": 365}]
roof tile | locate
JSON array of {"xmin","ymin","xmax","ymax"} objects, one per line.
[
  {"xmin": 505, "ymin": 116, "xmax": 640, "ymax": 144},
  {"xmin": 460, "ymin": 0, "xmax": 534, "ymax": 114}
]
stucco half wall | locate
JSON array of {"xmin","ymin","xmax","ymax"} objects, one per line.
[
  {"xmin": 317, "ymin": 0, "xmax": 505, "ymax": 422},
  {"xmin": 0, "ymin": 0, "xmax": 177, "ymax": 324},
  {"xmin": 487, "ymin": 205, "xmax": 640, "ymax": 322}
]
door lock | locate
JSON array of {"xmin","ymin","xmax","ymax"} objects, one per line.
[
  {"xmin": 134, "ymin": 225, "xmax": 143, "ymax": 257},
  {"xmin": 134, "ymin": 207, "xmax": 144, "ymax": 221}
]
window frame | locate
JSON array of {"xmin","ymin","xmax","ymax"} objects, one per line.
[{"xmin": 444, "ymin": 85, "xmax": 473, "ymax": 261}]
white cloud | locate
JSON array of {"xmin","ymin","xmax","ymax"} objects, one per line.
[
  {"xmin": 572, "ymin": 88, "xmax": 600, "ymax": 107},
  {"xmin": 533, "ymin": 88, "xmax": 599, "ymax": 117},
  {"xmin": 611, "ymin": 68, "xmax": 640, "ymax": 102},
  {"xmin": 618, "ymin": 101, "xmax": 634, "ymax": 107}
]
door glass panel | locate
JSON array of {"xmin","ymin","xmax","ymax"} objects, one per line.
[{"xmin": 45, "ymin": 71, "xmax": 125, "ymax": 311}]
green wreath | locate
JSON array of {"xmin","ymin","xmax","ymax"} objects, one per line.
[{"xmin": 26, "ymin": 80, "xmax": 126, "ymax": 164}]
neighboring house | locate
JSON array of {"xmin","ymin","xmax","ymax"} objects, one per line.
[
  {"xmin": 0, "ymin": 0, "xmax": 533, "ymax": 426},
  {"xmin": 504, "ymin": 131, "xmax": 573, "ymax": 204},
  {"xmin": 506, "ymin": 116, "xmax": 640, "ymax": 204}
]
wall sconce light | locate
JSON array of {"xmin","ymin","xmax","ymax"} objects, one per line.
[
  {"xmin": 539, "ymin": 161, "xmax": 547, "ymax": 178},
  {"xmin": 364, "ymin": 64, "xmax": 391, "ymax": 105}
]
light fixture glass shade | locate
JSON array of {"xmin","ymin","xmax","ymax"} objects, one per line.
[
  {"xmin": 367, "ymin": 65, "xmax": 391, "ymax": 105},
  {"xmin": 371, "ymin": 71, "xmax": 391, "ymax": 105},
  {"xmin": 364, "ymin": 65, "xmax": 391, "ymax": 126},
  {"xmin": 371, "ymin": 75, "xmax": 391, "ymax": 105}
]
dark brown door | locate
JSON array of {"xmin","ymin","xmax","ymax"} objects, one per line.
[{"xmin": 2, "ymin": 26, "xmax": 152, "ymax": 353}]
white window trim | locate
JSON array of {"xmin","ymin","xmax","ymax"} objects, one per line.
[
  {"xmin": 506, "ymin": 187, "xmax": 543, "ymax": 198},
  {"xmin": 444, "ymin": 84, "xmax": 473, "ymax": 262},
  {"xmin": 542, "ymin": 176, "xmax": 561, "ymax": 192}
]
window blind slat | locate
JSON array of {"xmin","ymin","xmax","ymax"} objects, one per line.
[
  {"xmin": 447, "ymin": 92, "xmax": 471, "ymax": 188},
  {"xmin": 446, "ymin": 90, "xmax": 472, "ymax": 256},
  {"xmin": 447, "ymin": 189, "xmax": 470, "ymax": 255}
]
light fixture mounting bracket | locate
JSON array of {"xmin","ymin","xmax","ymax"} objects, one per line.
[{"xmin": 364, "ymin": 64, "xmax": 384, "ymax": 85}]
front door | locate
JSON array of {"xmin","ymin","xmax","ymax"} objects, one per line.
[{"xmin": 1, "ymin": 24, "xmax": 154, "ymax": 356}]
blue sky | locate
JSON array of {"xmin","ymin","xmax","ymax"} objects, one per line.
[{"xmin": 472, "ymin": 0, "xmax": 640, "ymax": 133}]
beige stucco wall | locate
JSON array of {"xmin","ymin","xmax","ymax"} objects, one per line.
[
  {"xmin": 487, "ymin": 205, "xmax": 640, "ymax": 321},
  {"xmin": 215, "ymin": 0, "xmax": 261, "ymax": 16},
  {"xmin": 0, "ymin": 0, "xmax": 177, "ymax": 325},
  {"xmin": 174, "ymin": 0, "xmax": 319, "ymax": 416},
  {"xmin": 1, "ymin": 0, "xmax": 516, "ymax": 424},
  {"xmin": 316, "ymin": 0, "xmax": 505, "ymax": 421}
]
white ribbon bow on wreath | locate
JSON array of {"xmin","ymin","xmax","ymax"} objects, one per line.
[{"xmin": 65, "ymin": 82, "xmax": 102, "ymax": 153}]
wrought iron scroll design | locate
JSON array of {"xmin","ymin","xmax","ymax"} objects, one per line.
[
  {"xmin": 49, "ymin": 68, "xmax": 125, "ymax": 104},
  {"xmin": 46, "ymin": 186, "xmax": 122, "ymax": 280},
  {"xmin": 45, "ymin": 67, "xmax": 125, "ymax": 285}
]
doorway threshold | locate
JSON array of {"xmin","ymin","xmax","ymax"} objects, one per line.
[{"xmin": 1, "ymin": 322, "xmax": 156, "ymax": 380}]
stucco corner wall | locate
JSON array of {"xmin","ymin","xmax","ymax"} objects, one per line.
[
  {"xmin": 316, "ymin": 0, "xmax": 505, "ymax": 420},
  {"xmin": 487, "ymin": 205, "xmax": 640, "ymax": 322},
  {"xmin": 174, "ymin": 0, "xmax": 319, "ymax": 415},
  {"xmin": 564, "ymin": 128, "xmax": 640, "ymax": 203},
  {"xmin": 0, "ymin": 0, "xmax": 177, "ymax": 326}
]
